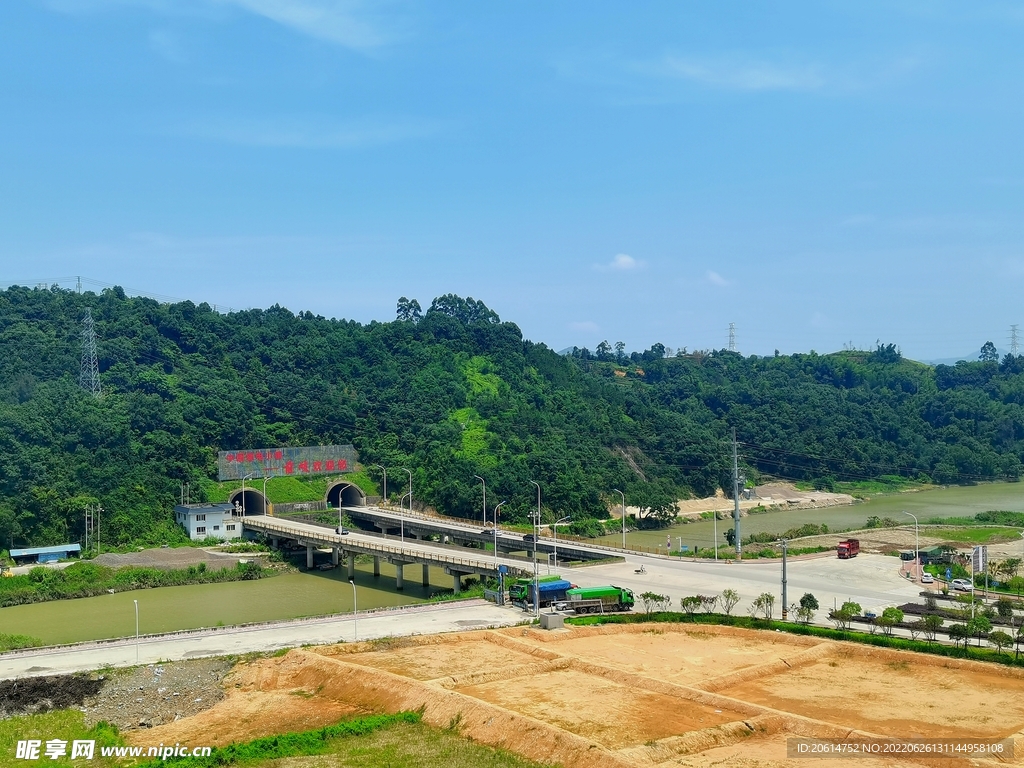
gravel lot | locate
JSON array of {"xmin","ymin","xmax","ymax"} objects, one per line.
[{"xmin": 94, "ymin": 547, "xmax": 258, "ymax": 570}]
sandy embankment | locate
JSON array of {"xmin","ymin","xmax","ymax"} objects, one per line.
[{"xmin": 609, "ymin": 482, "xmax": 856, "ymax": 521}]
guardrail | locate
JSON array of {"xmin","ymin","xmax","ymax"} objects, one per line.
[{"xmin": 245, "ymin": 517, "xmax": 530, "ymax": 576}]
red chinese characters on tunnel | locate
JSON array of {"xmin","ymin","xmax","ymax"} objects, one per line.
[{"xmin": 217, "ymin": 445, "xmax": 355, "ymax": 481}]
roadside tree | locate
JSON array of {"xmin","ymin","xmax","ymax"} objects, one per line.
[
  {"xmin": 922, "ymin": 614, "xmax": 944, "ymax": 642},
  {"xmin": 720, "ymin": 588, "xmax": 739, "ymax": 615},
  {"xmin": 989, "ymin": 630, "xmax": 1013, "ymax": 655}
]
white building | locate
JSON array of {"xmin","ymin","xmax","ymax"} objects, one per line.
[{"xmin": 174, "ymin": 503, "xmax": 241, "ymax": 541}]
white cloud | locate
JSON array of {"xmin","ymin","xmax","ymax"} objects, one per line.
[
  {"xmin": 595, "ymin": 253, "xmax": 643, "ymax": 272},
  {"xmin": 44, "ymin": 0, "xmax": 398, "ymax": 51},
  {"xmin": 570, "ymin": 321, "xmax": 599, "ymax": 333},
  {"xmin": 706, "ymin": 270, "xmax": 729, "ymax": 287},
  {"xmin": 214, "ymin": 0, "xmax": 391, "ymax": 50},
  {"xmin": 178, "ymin": 115, "xmax": 446, "ymax": 148},
  {"xmin": 652, "ymin": 55, "xmax": 825, "ymax": 91}
]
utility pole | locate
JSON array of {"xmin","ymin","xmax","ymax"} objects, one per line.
[
  {"xmin": 780, "ymin": 539, "xmax": 788, "ymax": 621},
  {"xmin": 728, "ymin": 323, "xmax": 736, "ymax": 352},
  {"xmin": 1012, "ymin": 325, "xmax": 1020, "ymax": 357},
  {"xmin": 79, "ymin": 309, "xmax": 101, "ymax": 397},
  {"xmin": 732, "ymin": 428, "xmax": 742, "ymax": 558}
]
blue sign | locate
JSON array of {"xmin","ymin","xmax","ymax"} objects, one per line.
[
  {"xmin": 498, "ymin": 564, "xmax": 508, "ymax": 574},
  {"xmin": 946, "ymin": 568, "xmax": 952, "ymax": 580}
]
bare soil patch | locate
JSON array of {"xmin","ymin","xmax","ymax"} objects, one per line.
[
  {"xmin": 460, "ymin": 667, "xmax": 743, "ymax": 750},
  {"xmin": 0, "ymin": 673, "xmax": 103, "ymax": 717},
  {"xmin": 94, "ymin": 547, "xmax": 254, "ymax": 570},
  {"xmin": 136, "ymin": 625, "xmax": 1024, "ymax": 767},
  {"xmin": 720, "ymin": 647, "xmax": 1024, "ymax": 739},
  {"xmin": 512, "ymin": 626, "xmax": 819, "ymax": 686}
]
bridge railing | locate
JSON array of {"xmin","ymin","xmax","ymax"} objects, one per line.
[{"xmin": 245, "ymin": 517, "xmax": 530, "ymax": 575}]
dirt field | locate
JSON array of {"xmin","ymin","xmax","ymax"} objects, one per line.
[{"xmin": 133, "ymin": 624, "xmax": 1024, "ymax": 768}]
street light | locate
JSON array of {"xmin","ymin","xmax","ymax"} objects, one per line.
[
  {"xmin": 374, "ymin": 465, "xmax": 387, "ymax": 507},
  {"xmin": 491, "ymin": 501, "xmax": 507, "ymax": 569},
  {"xmin": 262, "ymin": 475, "xmax": 271, "ymax": 515},
  {"xmin": 612, "ymin": 489, "xmax": 626, "ymax": 549},
  {"xmin": 904, "ymin": 511, "xmax": 920, "ymax": 582},
  {"xmin": 349, "ymin": 578, "xmax": 358, "ymax": 642},
  {"xmin": 398, "ymin": 493, "xmax": 410, "ymax": 543},
  {"xmin": 400, "ymin": 468, "xmax": 412, "ymax": 543},
  {"xmin": 552, "ymin": 516, "xmax": 571, "ymax": 571},
  {"xmin": 474, "ymin": 475, "xmax": 487, "ymax": 527},
  {"xmin": 777, "ymin": 539, "xmax": 788, "ymax": 621},
  {"xmin": 529, "ymin": 481, "xmax": 541, "ymax": 616},
  {"xmin": 133, "ymin": 599, "xmax": 139, "ymax": 664},
  {"xmin": 241, "ymin": 473, "xmax": 256, "ymax": 516}
]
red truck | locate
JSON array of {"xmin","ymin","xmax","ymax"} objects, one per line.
[{"xmin": 837, "ymin": 539, "xmax": 860, "ymax": 559}]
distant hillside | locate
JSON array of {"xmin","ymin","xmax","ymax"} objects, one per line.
[{"xmin": 1, "ymin": 286, "xmax": 1023, "ymax": 549}]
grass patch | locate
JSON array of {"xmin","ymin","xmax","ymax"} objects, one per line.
[
  {"xmin": 0, "ymin": 560, "xmax": 272, "ymax": 608},
  {"xmin": 927, "ymin": 527, "xmax": 1018, "ymax": 544},
  {"xmin": 0, "ymin": 632, "xmax": 43, "ymax": 652},
  {"xmin": 136, "ymin": 713, "xmax": 548, "ymax": 768},
  {"xmin": 0, "ymin": 709, "xmax": 124, "ymax": 767}
]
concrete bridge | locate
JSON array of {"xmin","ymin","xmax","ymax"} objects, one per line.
[
  {"xmin": 243, "ymin": 515, "xmax": 532, "ymax": 594},
  {"xmin": 338, "ymin": 505, "xmax": 614, "ymax": 566}
]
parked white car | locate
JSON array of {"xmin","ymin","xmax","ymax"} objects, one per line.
[
  {"xmin": 950, "ymin": 578, "xmax": 973, "ymax": 591},
  {"xmin": 920, "ymin": 573, "xmax": 934, "ymax": 584}
]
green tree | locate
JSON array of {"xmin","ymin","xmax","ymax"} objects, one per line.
[
  {"xmin": 749, "ymin": 592, "xmax": 775, "ymax": 621},
  {"xmin": 719, "ymin": 588, "xmax": 739, "ymax": 615},
  {"xmin": 988, "ymin": 630, "xmax": 1012, "ymax": 654},
  {"xmin": 980, "ymin": 341, "xmax": 999, "ymax": 363},
  {"xmin": 829, "ymin": 601, "xmax": 861, "ymax": 632},
  {"xmin": 922, "ymin": 614, "xmax": 944, "ymax": 642},
  {"xmin": 877, "ymin": 606, "xmax": 904, "ymax": 637}
]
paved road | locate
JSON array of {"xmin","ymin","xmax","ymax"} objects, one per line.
[
  {"xmin": 0, "ymin": 600, "xmax": 523, "ymax": 680},
  {"xmin": 561, "ymin": 552, "xmax": 923, "ymax": 619}
]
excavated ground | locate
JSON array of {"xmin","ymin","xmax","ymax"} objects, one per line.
[{"xmin": 130, "ymin": 624, "xmax": 1024, "ymax": 768}]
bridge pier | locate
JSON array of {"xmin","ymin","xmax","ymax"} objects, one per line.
[
  {"xmin": 306, "ymin": 545, "xmax": 314, "ymax": 570},
  {"xmin": 373, "ymin": 556, "xmax": 380, "ymax": 577},
  {"xmin": 452, "ymin": 572, "xmax": 461, "ymax": 594},
  {"xmin": 331, "ymin": 547, "xmax": 339, "ymax": 566},
  {"xmin": 395, "ymin": 563, "xmax": 404, "ymax": 590},
  {"xmin": 347, "ymin": 552, "xmax": 355, "ymax": 580},
  {"xmin": 422, "ymin": 563, "xmax": 430, "ymax": 588}
]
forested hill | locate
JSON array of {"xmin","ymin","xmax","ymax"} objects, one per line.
[{"xmin": 1, "ymin": 285, "xmax": 1022, "ymax": 549}]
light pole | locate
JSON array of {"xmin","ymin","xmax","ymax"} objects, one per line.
[
  {"xmin": 375, "ymin": 465, "xmax": 387, "ymax": 507},
  {"xmin": 713, "ymin": 511, "xmax": 718, "ymax": 562},
  {"xmin": 552, "ymin": 516, "xmax": 571, "ymax": 571},
  {"xmin": 262, "ymin": 475, "xmax": 271, "ymax": 515},
  {"xmin": 133, "ymin": 599, "xmax": 139, "ymax": 664},
  {"xmin": 241, "ymin": 473, "xmax": 255, "ymax": 516},
  {"xmin": 349, "ymin": 579, "xmax": 358, "ymax": 641},
  {"xmin": 474, "ymin": 475, "xmax": 487, "ymax": 527},
  {"xmin": 613, "ymin": 489, "xmax": 626, "ymax": 549},
  {"xmin": 398, "ymin": 493, "xmax": 410, "ymax": 543},
  {"xmin": 904, "ymin": 511, "xmax": 920, "ymax": 582},
  {"xmin": 493, "ymin": 501, "xmax": 505, "ymax": 569},
  {"xmin": 401, "ymin": 468, "xmax": 412, "ymax": 543},
  {"xmin": 778, "ymin": 539, "xmax": 788, "ymax": 621},
  {"xmin": 529, "ymin": 481, "xmax": 541, "ymax": 616}
]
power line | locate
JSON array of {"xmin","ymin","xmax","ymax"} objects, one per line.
[{"xmin": 728, "ymin": 322, "xmax": 736, "ymax": 352}]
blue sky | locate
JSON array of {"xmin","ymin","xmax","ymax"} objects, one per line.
[{"xmin": 1, "ymin": 2, "xmax": 1023, "ymax": 360}]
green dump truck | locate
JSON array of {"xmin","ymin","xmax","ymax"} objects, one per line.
[{"xmin": 564, "ymin": 585, "xmax": 635, "ymax": 614}]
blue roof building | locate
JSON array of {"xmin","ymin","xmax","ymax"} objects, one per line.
[{"xmin": 9, "ymin": 544, "xmax": 82, "ymax": 564}]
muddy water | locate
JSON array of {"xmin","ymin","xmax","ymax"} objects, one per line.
[
  {"xmin": 595, "ymin": 482, "xmax": 1024, "ymax": 553},
  {"xmin": 1, "ymin": 561, "xmax": 454, "ymax": 646}
]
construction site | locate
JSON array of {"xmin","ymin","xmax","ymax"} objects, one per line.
[{"xmin": 129, "ymin": 623, "xmax": 1024, "ymax": 767}]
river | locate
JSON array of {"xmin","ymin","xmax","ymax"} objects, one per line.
[
  {"xmin": 1, "ymin": 561, "xmax": 452, "ymax": 647},
  {"xmin": 6, "ymin": 483, "xmax": 1022, "ymax": 646},
  {"xmin": 595, "ymin": 482, "xmax": 1024, "ymax": 553}
]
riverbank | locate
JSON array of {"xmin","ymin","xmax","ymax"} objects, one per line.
[{"xmin": 0, "ymin": 559, "xmax": 273, "ymax": 608}]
